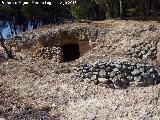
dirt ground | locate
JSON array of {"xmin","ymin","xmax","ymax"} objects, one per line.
[{"xmin": 0, "ymin": 20, "xmax": 160, "ymax": 120}]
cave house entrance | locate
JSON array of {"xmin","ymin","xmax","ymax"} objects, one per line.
[{"xmin": 62, "ymin": 44, "xmax": 80, "ymax": 62}]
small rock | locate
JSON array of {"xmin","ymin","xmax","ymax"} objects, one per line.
[
  {"xmin": 122, "ymin": 65, "xmax": 127, "ymax": 69},
  {"xmin": 141, "ymin": 72, "xmax": 148, "ymax": 78},
  {"xmin": 134, "ymin": 76, "xmax": 142, "ymax": 82},
  {"xmin": 150, "ymin": 47, "xmax": 156, "ymax": 51},
  {"xmin": 83, "ymin": 64, "xmax": 92, "ymax": 70},
  {"xmin": 99, "ymin": 65, "xmax": 105, "ymax": 69},
  {"xmin": 128, "ymin": 66, "xmax": 134, "ymax": 70},
  {"xmin": 84, "ymin": 78, "xmax": 92, "ymax": 84},
  {"xmin": 91, "ymin": 75, "xmax": 98, "ymax": 81},
  {"xmin": 98, "ymin": 78, "xmax": 108, "ymax": 83},
  {"xmin": 130, "ymin": 44, "xmax": 136, "ymax": 48},
  {"xmin": 128, "ymin": 47, "xmax": 135, "ymax": 54},
  {"xmin": 149, "ymin": 68, "xmax": 154, "ymax": 72},
  {"xmin": 127, "ymin": 76, "xmax": 134, "ymax": 81},
  {"xmin": 109, "ymin": 71, "xmax": 116, "ymax": 77},
  {"xmin": 151, "ymin": 73, "xmax": 157, "ymax": 79},
  {"xmin": 138, "ymin": 52, "xmax": 143, "ymax": 58},
  {"xmin": 131, "ymin": 69, "xmax": 140, "ymax": 75},
  {"xmin": 105, "ymin": 67, "xmax": 112, "ymax": 72},
  {"xmin": 139, "ymin": 68, "xmax": 145, "ymax": 73},
  {"xmin": 93, "ymin": 72, "xmax": 99, "ymax": 75},
  {"xmin": 113, "ymin": 68, "xmax": 119, "ymax": 72},
  {"xmin": 76, "ymin": 77, "xmax": 84, "ymax": 82},
  {"xmin": 132, "ymin": 53, "xmax": 137, "ymax": 57},
  {"xmin": 114, "ymin": 64, "xmax": 122, "ymax": 68},
  {"xmin": 94, "ymin": 80, "xmax": 99, "ymax": 85},
  {"xmin": 99, "ymin": 69, "xmax": 106, "ymax": 78},
  {"xmin": 141, "ymin": 50, "xmax": 146, "ymax": 54},
  {"xmin": 143, "ymin": 54, "xmax": 148, "ymax": 59},
  {"xmin": 83, "ymin": 73, "xmax": 92, "ymax": 78}
]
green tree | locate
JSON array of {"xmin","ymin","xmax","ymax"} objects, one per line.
[
  {"xmin": 71, "ymin": 4, "xmax": 88, "ymax": 20},
  {"xmin": 95, "ymin": 0, "xmax": 107, "ymax": 19}
]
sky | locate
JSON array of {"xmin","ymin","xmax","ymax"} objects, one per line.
[
  {"xmin": 2, "ymin": 26, "xmax": 11, "ymax": 39},
  {"xmin": 2, "ymin": 22, "xmax": 33, "ymax": 39}
]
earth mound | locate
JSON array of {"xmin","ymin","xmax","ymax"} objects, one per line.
[{"xmin": 0, "ymin": 20, "xmax": 160, "ymax": 120}]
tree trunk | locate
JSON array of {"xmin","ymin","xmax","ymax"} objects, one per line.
[
  {"xmin": 9, "ymin": 22, "xmax": 14, "ymax": 37},
  {"xmin": 119, "ymin": 0, "xmax": 126, "ymax": 19},
  {"xmin": 32, "ymin": 20, "xmax": 38, "ymax": 29},
  {"xmin": 22, "ymin": 25, "xmax": 27, "ymax": 32},
  {"xmin": 13, "ymin": 23, "xmax": 17, "ymax": 36},
  {"xmin": 0, "ymin": 35, "xmax": 14, "ymax": 59},
  {"xmin": 119, "ymin": 0, "xmax": 123, "ymax": 18}
]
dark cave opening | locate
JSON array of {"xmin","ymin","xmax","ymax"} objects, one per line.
[{"xmin": 62, "ymin": 44, "xmax": 80, "ymax": 62}]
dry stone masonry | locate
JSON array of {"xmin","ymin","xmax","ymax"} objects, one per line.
[
  {"xmin": 12, "ymin": 23, "xmax": 109, "ymax": 61},
  {"xmin": 32, "ymin": 47, "xmax": 63, "ymax": 62},
  {"xmin": 75, "ymin": 59, "xmax": 160, "ymax": 89},
  {"xmin": 22, "ymin": 25, "xmax": 108, "ymax": 44}
]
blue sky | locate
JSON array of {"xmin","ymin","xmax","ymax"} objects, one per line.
[
  {"xmin": 2, "ymin": 26, "xmax": 11, "ymax": 39},
  {"xmin": 2, "ymin": 22, "xmax": 33, "ymax": 39}
]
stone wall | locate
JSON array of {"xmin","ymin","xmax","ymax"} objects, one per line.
[
  {"xmin": 21, "ymin": 24, "xmax": 108, "ymax": 46},
  {"xmin": 32, "ymin": 46, "xmax": 63, "ymax": 62},
  {"xmin": 11, "ymin": 23, "xmax": 108, "ymax": 61},
  {"xmin": 75, "ymin": 59, "xmax": 160, "ymax": 88}
]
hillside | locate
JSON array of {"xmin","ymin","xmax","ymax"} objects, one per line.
[{"xmin": 0, "ymin": 20, "xmax": 160, "ymax": 120}]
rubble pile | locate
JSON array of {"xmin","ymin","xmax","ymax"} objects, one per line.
[
  {"xmin": 76, "ymin": 59, "xmax": 160, "ymax": 88},
  {"xmin": 127, "ymin": 40, "xmax": 158, "ymax": 60}
]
